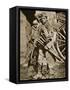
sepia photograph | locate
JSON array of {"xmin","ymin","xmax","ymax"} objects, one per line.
[{"xmin": 19, "ymin": 8, "xmax": 68, "ymax": 81}]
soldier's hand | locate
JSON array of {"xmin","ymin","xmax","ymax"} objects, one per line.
[{"xmin": 47, "ymin": 41, "xmax": 53, "ymax": 49}]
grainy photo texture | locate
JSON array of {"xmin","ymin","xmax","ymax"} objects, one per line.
[{"xmin": 20, "ymin": 9, "xmax": 67, "ymax": 80}]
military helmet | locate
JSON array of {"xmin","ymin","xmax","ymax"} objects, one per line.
[{"xmin": 33, "ymin": 20, "xmax": 38, "ymax": 25}]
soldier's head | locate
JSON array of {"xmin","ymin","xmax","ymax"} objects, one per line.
[
  {"xmin": 35, "ymin": 11, "xmax": 48, "ymax": 24},
  {"xmin": 35, "ymin": 11, "xmax": 42, "ymax": 22},
  {"xmin": 40, "ymin": 14, "xmax": 48, "ymax": 24},
  {"xmin": 32, "ymin": 20, "xmax": 39, "ymax": 28}
]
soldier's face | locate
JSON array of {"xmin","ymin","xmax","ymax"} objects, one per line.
[
  {"xmin": 41, "ymin": 17, "xmax": 47, "ymax": 24},
  {"xmin": 34, "ymin": 24, "xmax": 38, "ymax": 28},
  {"xmin": 33, "ymin": 23, "xmax": 39, "ymax": 29}
]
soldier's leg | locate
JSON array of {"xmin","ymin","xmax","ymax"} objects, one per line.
[
  {"xmin": 45, "ymin": 51, "xmax": 50, "ymax": 74},
  {"xmin": 33, "ymin": 49, "xmax": 43, "ymax": 79}
]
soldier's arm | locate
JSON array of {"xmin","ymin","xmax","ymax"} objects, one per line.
[
  {"xmin": 41, "ymin": 25, "xmax": 49, "ymax": 38},
  {"xmin": 45, "ymin": 31, "xmax": 57, "ymax": 49}
]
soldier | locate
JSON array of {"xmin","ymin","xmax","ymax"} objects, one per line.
[
  {"xmin": 29, "ymin": 18, "xmax": 49, "ymax": 79},
  {"xmin": 34, "ymin": 11, "xmax": 57, "ymax": 79},
  {"xmin": 30, "ymin": 12, "xmax": 48, "ymax": 79},
  {"xmin": 28, "ymin": 19, "xmax": 42, "ymax": 75}
]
